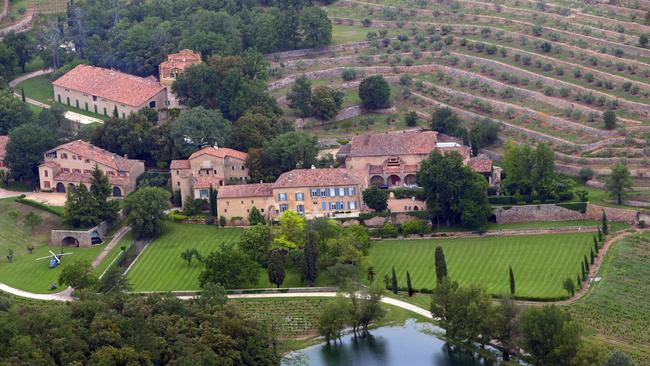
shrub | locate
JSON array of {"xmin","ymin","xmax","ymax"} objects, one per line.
[
  {"xmin": 380, "ymin": 223, "xmax": 398, "ymax": 238},
  {"xmin": 578, "ymin": 167, "xmax": 594, "ymax": 182},
  {"xmin": 556, "ymin": 202, "xmax": 587, "ymax": 213},
  {"xmin": 341, "ymin": 68, "xmax": 357, "ymax": 81},
  {"xmin": 401, "ymin": 220, "xmax": 429, "ymax": 236}
]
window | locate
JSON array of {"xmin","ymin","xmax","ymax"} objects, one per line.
[
  {"xmin": 85, "ymin": 159, "xmax": 90, "ymax": 163},
  {"xmin": 297, "ymin": 204, "xmax": 304, "ymax": 213},
  {"xmin": 177, "ymin": 182, "xmax": 180, "ymax": 186},
  {"xmin": 334, "ymin": 188, "xmax": 340, "ymax": 196},
  {"xmin": 295, "ymin": 192, "xmax": 304, "ymax": 201},
  {"xmin": 57, "ymin": 95, "xmax": 61, "ymax": 103},
  {"xmin": 44, "ymin": 170, "xmax": 48, "ymax": 177},
  {"xmin": 61, "ymin": 153, "xmax": 68, "ymax": 159},
  {"xmin": 63, "ymin": 168, "xmax": 70, "ymax": 173},
  {"xmin": 44, "ymin": 181, "xmax": 50, "ymax": 188},
  {"xmin": 349, "ymin": 201, "xmax": 357, "ymax": 210},
  {"xmin": 92, "ymin": 95, "xmax": 97, "ymax": 102},
  {"xmin": 278, "ymin": 193, "xmax": 288, "ymax": 201},
  {"xmin": 84, "ymin": 170, "xmax": 92, "ymax": 174},
  {"xmin": 344, "ymin": 187, "xmax": 349, "ymax": 196},
  {"xmin": 350, "ymin": 187, "xmax": 356, "ymax": 195},
  {"xmin": 149, "ymin": 101, "xmax": 156, "ymax": 108},
  {"xmin": 72, "ymin": 169, "xmax": 81, "ymax": 173},
  {"xmin": 311, "ymin": 189, "xmax": 318, "ymax": 197},
  {"xmin": 199, "ymin": 189, "xmax": 209, "ymax": 198},
  {"xmin": 280, "ymin": 203, "xmax": 288, "ymax": 212},
  {"xmin": 176, "ymin": 170, "xmax": 179, "ymax": 175},
  {"xmin": 85, "ymin": 102, "xmax": 88, "ymax": 111},
  {"xmin": 322, "ymin": 202, "xmax": 326, "ymax": 210},
  {"xmin": 118, "ymin": 171, "xmax": 126, "ymax": 177},
  {"xmin": 224, "ymin": 208, "xmax": 228, "ymax": 213},
  {"xmin": 241, "ymin": 166, "xmax": 245, "ymax": 170},
  {"xmin": 232, "ymin": 166, "xmax": 235, "ymax": 170},
  {"xmin": 94, "ymin": 105, "xmax": 98, "ymax": 114},
  {"xmin": 72, "ymin": 155, "xmax": 77, "ymax": 160},
  {"xmin": 329, "ymin": 189, "xmax": 336, "ymax": 197},
  {"xmin": 261, "ymin": 208, "xmax": 264, "ymax": 213},
  {"xmin": 75, "ymin": 99, "xmax": 79, "ymax": 109}
]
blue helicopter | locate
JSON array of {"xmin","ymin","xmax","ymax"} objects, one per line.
[{"xmin": 36, "ymin": 250, "xmax": 74, "ymax": 268}]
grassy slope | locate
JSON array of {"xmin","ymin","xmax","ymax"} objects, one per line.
[
  {"xmin": 369, "ymin": 232, "xmax": 597, "ymax": 299},
  {"xmin": 567, "ymin": 233, "xmax": 650, "ymax": 364}
]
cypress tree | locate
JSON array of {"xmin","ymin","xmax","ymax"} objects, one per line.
[
  {"xmin": 593, "ymin": 235, "xmax": 599, "ymax": 255},
  {"xmin": 208, "ymin": 186, "xmax": 217, "ymax": 217},
  {"xmin": 508, "ymin": 265, "xmax": 516, "ymax": 295},
  {"xmin": 590, "ymin": 248, "xmax": 595, "ymax": 264},
  {"xmin": 581, "ymin": 262, "xmax": 586, "ymax": 282},
  {"xmin": 577, "ymin": 274, "xmax": 581, "ymax": 288},
  {"xmin": 21, "ymin": 87, "xmax": 26, "ymax": 102},
  {"xmin": 302, "ymin": 232, "xmax": 319, "ymax": 286},
  {"xmin": 434, "ymin": 246, "xmax": 448, "ymax": 284},
  {"xmin": 391, "ymin": 266, "xmax": 398, "ymax": 294},
  {"xmin": 113, "ymin": 105, "xmax": 119, "ymax": 118},
  {"xmin": 602, "ymin": 211, "xmax": 609, "ymax": 235},
  {"xmin": 597, "ymin": 226, "xmax": 603, "ymax": 242},
  {"xmin": 406, "ymin": 271, "xmax": 414, "ymax": 297}
]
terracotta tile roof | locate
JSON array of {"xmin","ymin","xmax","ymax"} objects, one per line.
[
  {"xmin": 42, "ymin": 161, "xmax": 60, "ymax": 168},
  {"xmin": 44, "ymin": 140, "xmax": 142, "ymax": 172},
  {"xmin": 274, "ymin": 168, "xmax": 363, "ymax": 188},
  {"xmin": 53, "ymin": 171, "xmax": 130, "ymax": 186},
  {"xmin": 189, "ymin": 146, "xmax": 248, "ymax": 161},
  {"xmin": 217, "ymin": 183, "xmax": 274, "ymax": 199},
  {"xmin": 52, "ymin": 64, "xmax": 165, "ymax": 107},
  {"xmin": 0, "ymin": 135, "xmax": 8, "ymax": 161},
  {"xmin": 159, "ymin": 49, "xmax": 202, "ymax": 79},
  {"xmin": 193, "ymin": 176, "xmax": 223, "ymax": 189},
  {"xmin": 349, "ymin": 131, "xmax": 439, "ymax": 157},
  {"xmin": 170, "ymin": 160, "xmax": 190, "ymax": 169},
  {"xmin": 468, "ymin": 155, "xmax": 493, "ymax": 173}
]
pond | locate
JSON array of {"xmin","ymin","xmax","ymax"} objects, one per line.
[{"xmin": 283, "ymin": 319, "xmax": 498, "ymax": 366}]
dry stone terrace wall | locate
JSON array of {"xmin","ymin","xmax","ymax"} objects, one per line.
[
  {"xmin": 586, "ymin": 203, "xmax": 639, "ymax": 224},
  {"xmin": 576, "ymin": 12, "xmax": 650, "ymax": 34},
  {"xmin": 493, "ymin": 204, "xmax": 586, "ymax": 224},
  {"xmin": 265, "ymin": 41, "xmax": 370, "ymax": 61}
]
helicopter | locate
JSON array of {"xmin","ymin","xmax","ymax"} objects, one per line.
[{"xmin": 36, "ymin": 250, "xmax": 74, "ymax": 268}]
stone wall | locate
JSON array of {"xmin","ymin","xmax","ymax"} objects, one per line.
[
  {"xmin": 51, "ymin": 221, "xmax": 112, "ymax": 248},
  {"xmin": 493, "ymin": 204, "xmax": 585, "ymax": 224},
  {"xmin": 585, "ymin": 203, "xmax": 639, "ymax": 225}
]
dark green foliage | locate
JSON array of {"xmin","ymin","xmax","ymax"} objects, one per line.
[
  {"xmin": 605, "ymin": 163, "xmax": 632, "ymax": 205},
  {"xmin": 170, "ymin": 107, "xmax": 232, "ymax": 158},
  {"xmin": 136, "ymin": 171, "xmax": 170, "ymax": 189},
  {"xmin": 362, "ymin": 187, "xmax": 388, "ymax": 212},
  {"xmin": 248, "ymin": 206, "xmax": 266, "ymax": 225},
  {"xmin": 123, "ymin": 187, "xmax": 171, "ymax": 239},
  {"xmin": 0, "ymin": 89, "xmax": 33, "ymax": 135},
  {"xmin": 182, "ymin": 196, "xmax": 205, "ymax": 216},
  {"xmin": 590, "ymin": 248, "xmax": 595, "ymax": 265},
  {"xmin": 261, "ymin": 131, "xmax": 318, "ymax": 175},
  {"xmin": 287, "ymin": 74, "xmax": 313, "ymax": 117},
  {"xmin": 603, "ymin": 351, "xmax": 638, "ymax": 366},
  {"xmin": 406, "ymin": 271, "xmax": 414, "ymax": 296},
  {"xmin": 267, "ymin": 249, "xmax": 286, "ymax": 288},
  {"xmin": 581, "ymin": 262, "xmax": 587, "ymax": 282},
  {"xmin": 563, "ymin": 277, "xmax": 576, "ymax": 296},
  {"xmin": 90, "ymin": 165, "xmax": 120, "ymax": 223},
  {"xmin": 232, "ymin": 112, "xmax": 280, "ymax": 151},
  {"xmin": 519, "ymin": 306, "xmax": 583, "ymax": 366},
  {"xmin": 209, "ymin": 186, "xmax": 218, "ymax": 217},
  {"xmin": 391, "ymin": 266, "xmax": 398, "ymax": 294},
  {"xmin": 0, "ymin": 291, "xmax": 278, "ymax": 364},
  {"xmin": 63, "ymin": 184, "xmax": 101, "ymax": 229},
  {"xmin": 302, "ymin": 231, "xmax": 320, "ymax": 286},
  {"xmin": 57, "ymin": 260, "xmax": 97, "ymax": 290},
  {"xmin": 598, "ymin": 226, "xmax": 603, "ymax": 242},
  {"xmin": 404, "ymin": 111, "xmax": 418, "ymax": 127},
  {"xmin": 509, "ymin": 266, "xmax": 516, "ymax": 295},
  {"xmin": 435, "ymin": 246, "xmax": 448, "ymax": 283},
  {"xmin": 95, "ymin": 266, "xmax": 132, "ymax": 294},
  {"xmin": 469, "ymin": 118, "xmax": 499, "ymax": 155},
  {"xmin": 14, "ymin": 198, "xmax": 62, "ymax": 217},
  {"xmin": 310, "ymin": 86, "xmax": 344, "ymax": 120},
  {"xmin": 417, "ymin": 151, "xmax": 491, "ymax": 229},
  {"xmin": 584, "ymin": 255, "xmax": 590, "ymax": 273},
  {"xmin": 594, "ymin": 236, "xmax": 599, "ymax": 255},
  {"xmin": 430, "ymin": 107, "xmax": 466, "ymax": 138},
  {"xmin": 4, "ymin": 123, "xmax": 55, "ymax": 181},
  {"xmin": 199, "ymin": 245, "xmax": 260, "ymax": 289},
  {"xmin": 358, "ymin": 75, "xmax": 391, "ymax": 110}
]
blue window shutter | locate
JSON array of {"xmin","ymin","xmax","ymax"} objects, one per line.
[{"xmin": 322, "ymin": 202, "xmax": 326, "ymax": 210}]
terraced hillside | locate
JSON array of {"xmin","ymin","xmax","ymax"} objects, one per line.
[{"xmin": 268, "ymin": 0, "xmax": 650, "ymax": 194}]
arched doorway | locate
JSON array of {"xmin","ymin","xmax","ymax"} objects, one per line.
[
  {"xmin": 404, "ymin": 174, "xmax": 417, "ymax": 186},
  {"xmin": 388, "ymin": 175, "xmax": 401, "ymax": 187},
  {"xmin": 56, "ymin": 182, "xmax": 66, "ymax": 193},
  {"xmin": 68, "ymin": 183, "xmax": 77, "ymax": 192},
  {"xmin": 61, "ymin": 237, "xmax": 80, "ymax": 247},
  {"xmin": 112, "ymin": 186, "xmax": 122, "ymax": 197},
  {"xmin": 91, "ymin": 231, "xmax": 102, "ymax": 245},
  {"xmin": 370, "ymin": 175, "xmax": 385, "ymax": 187}
]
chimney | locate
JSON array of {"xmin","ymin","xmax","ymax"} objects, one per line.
[{"xmin": 124, "ymin": 154, "xmax": 128, "ymax": 159}]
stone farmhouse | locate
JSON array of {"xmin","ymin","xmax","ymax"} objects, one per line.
[
  {"xmin": 217, "ymin": 168, "xmax": 365, "ymax": 223},
  {"xmin": 52, "ymin": 64, "xmax": 167, "ymax": 118},
  {"xmin": 38, "ymin": 140, "xmax": 145, "ymax": 197},
  {"xmin": 171, "ymin": 146, "xmax": 250, "ymax": 205},
  {"xmin": 0, "ymin": 135, "xmax": 8, "ymax": 171},
  {"xmin": 51, "ymin": 50, "xmax": 202, "ymax": 118},
  {"xmin": 159, "ymin": 49, "xmax": 202, "ymax": 109},
  {"xmin": 337, "ymin": 130, "xmax": 501, "ymax": 188}
]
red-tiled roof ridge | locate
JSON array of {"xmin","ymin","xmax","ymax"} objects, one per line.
[
  {"xmin": 52, "ymin": 64, "xmax": 165, "ymax": 107},
  {"xmin": 170, "ymin": 160, "xmax": 190, "ymax": 169},
  {"xmin": 188, "ymin": 146, "xmax": 248, "ymax": 161},
  {"xmin": 468, "ymin": 154, "xmax": 494, "ymax": 173},
  {"xmin": 45, "ymin": 140, "xmax": 141, "ymax": 171},
  {"xmin": 349, "ymin": 130, "xmax": 439, "ymax": 157},
  {"xmin": 274, "ymin": 168, "xmax": 363, "ymax": 188},
  {"xmin": 0, "ymin": 135, "xmax": 8, "ymax": 160},
  {"xmin": 217, "ymin": 183, "xmax": 274, "ymax": 198}
]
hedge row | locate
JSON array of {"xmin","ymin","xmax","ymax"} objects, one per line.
[
  {"xmin": 488, "ymin": 193, "xmax": 573, "ymax": 205},
  {"xmin": 556, "ymin": 202, "xmax": 588, "ymax": 213},
  {"xmin": 14, "ymin": 197, "xmax": 64, "ymax": 217},
  {"xmin": 388, "ymin": 287, "xmax": 569, "ymax": 301},
  {"xmin": 389, "ymin": 187, "xmax": 426, "ymax": 200}
]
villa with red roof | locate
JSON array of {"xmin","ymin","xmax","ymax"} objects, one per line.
[
  {"xmin": 38, "ymin": 140, "xmax": 145, "ymax": 197},
  {"xmin": 159, "ymin": 49, "xmax": 202, "ymax": 109},
  {"xmin": 171, "ymin": 146, "xmax": 250, "ymax": 205},
  {"xmin": 0, "ymin": 135, "xmax": 8, "ymax": 171},
  {"xmin": 52, "ymin": 64, "xmax": 167, "ymax": 119},
  {"xmin": 337, "ymin": 130, "xmax": 501, "ymax": 188}
]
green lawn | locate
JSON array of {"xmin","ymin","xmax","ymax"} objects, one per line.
[
  {"xmin": 331, "ymin": 25, "xmax": 401, "ymax": 45},
  {"xmin": 567, "ymin": 233, "xmax": 650, "ymax": 365},
  {"xmin": 486, "ymin": 220, "xmax": 628, "ymax": 232},
  {"xmin": 369, "ymin": 232, "xmax": 598, "ymax": 299}
]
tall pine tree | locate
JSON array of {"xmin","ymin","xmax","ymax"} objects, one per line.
[
  {"xmin": 435, "ymin": 246, "xmax": 448, "ymax": 284},
  {"xmin": 90, "ymin": 164, "xmax": 119, "ymax": 223}
]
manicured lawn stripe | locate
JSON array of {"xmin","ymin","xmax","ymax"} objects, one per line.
[{"xmin": 369, "ymin": 232, "xmax": 596, "ymax": 299}]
